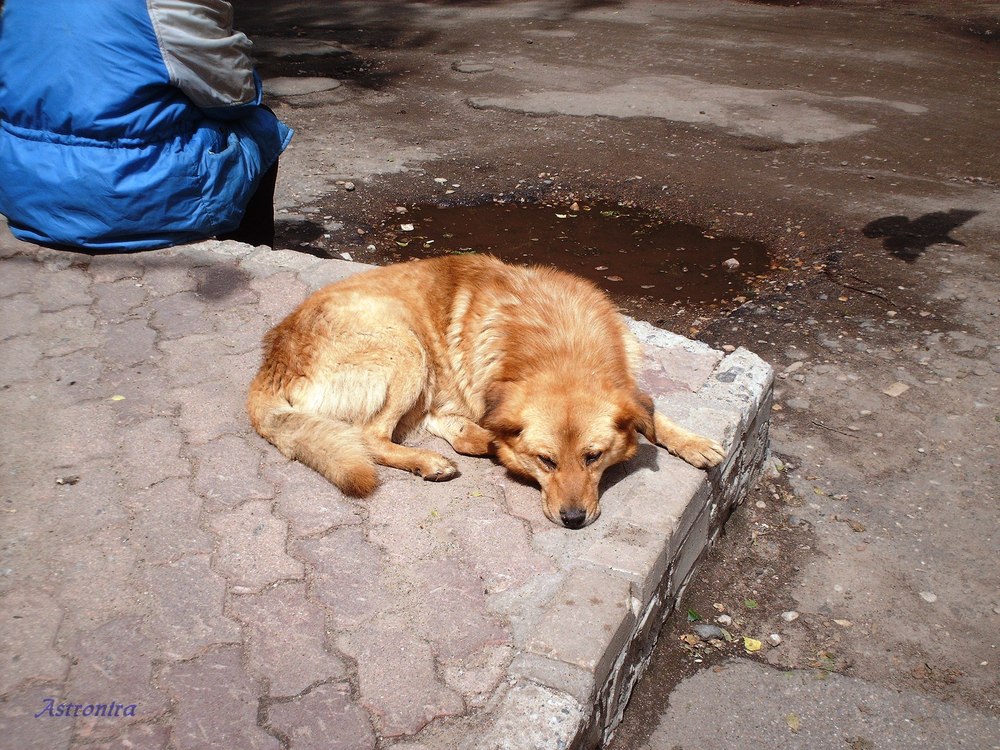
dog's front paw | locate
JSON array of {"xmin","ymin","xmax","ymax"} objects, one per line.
[
  {"xmin": 417, "ymin": 455, "xmax": 459, "ymax": 482},
  {"xmin": 676, "ymin": 436, "xmax": 726, "ymax": 469}
]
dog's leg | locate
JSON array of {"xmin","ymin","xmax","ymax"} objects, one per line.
[
  {"xmin": 365, "ymin": 438, "xmax": 458, "ymax": 481},
  {"xmin": 652, "ymin": 412, "xmax": 727, "ymax": 469},
  {"xmin": 360, "ymin": 350, "xmax": 459, "ymax": 482},
  {"xmin": 424, "ymin": 414, "xmax": 494, "ymax": 456}
]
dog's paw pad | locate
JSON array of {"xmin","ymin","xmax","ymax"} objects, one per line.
[
  {"xmin": 419, "ymin": 457, "xmax": 458, "ymax": 481},
  {"xmin": 679, "ymin": 438, "xmax": 727, "ymax": 469}
]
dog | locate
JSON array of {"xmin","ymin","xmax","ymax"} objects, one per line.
[{"xmin": 248, "ymin": 254, "xmax": 725, "ymax": 528}]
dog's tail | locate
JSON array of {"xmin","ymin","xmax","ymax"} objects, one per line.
[{"xmin": 247, "ymin": 375, "xmax": 379, "ymax": 497}]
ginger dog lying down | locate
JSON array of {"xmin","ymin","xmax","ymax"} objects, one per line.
[{"xmin": 248, "ymin": 255, "xmax": 725, "ymax": 529}]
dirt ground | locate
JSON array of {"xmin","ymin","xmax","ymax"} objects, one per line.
[{"xmin": 235, "ymin": 1, "xmax": 999, "ymax": 746}]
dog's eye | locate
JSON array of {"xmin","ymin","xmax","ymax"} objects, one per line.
[
  {"xmin": 584, "ymin": 451, "xmax": 603, "ymax": 466},
  {"xmin": 537, "ymin": 455, "xmax": 557, "ymax": 471}
]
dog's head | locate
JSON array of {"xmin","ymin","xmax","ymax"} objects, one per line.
[{"xmin": 483, "ymin": 376, "xmax": 655, "ymax": 529}]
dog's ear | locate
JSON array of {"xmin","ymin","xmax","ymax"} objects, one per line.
[
  {"xmin": 616, "ymin": 389, "xmax": 656, "ymax": 442},
  {"xmin": 482, "ymin": 381, "xmax": 522, "ymax": 437}
]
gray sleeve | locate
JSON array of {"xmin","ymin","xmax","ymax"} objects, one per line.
[{"xmin": 146, "ymin": 0, "xmax": 258, "ymax": 108}]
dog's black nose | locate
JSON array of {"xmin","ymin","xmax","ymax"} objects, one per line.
[{"xmin": 560, "ymin": 508, "xmax": 587, "ymax": 529}]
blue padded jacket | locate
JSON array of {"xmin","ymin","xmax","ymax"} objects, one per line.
[{"xmin": 0, "ymin": 0, "xmax": 292, "ymax": 250}]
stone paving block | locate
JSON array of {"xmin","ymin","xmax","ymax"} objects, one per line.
[
  {"xmin": 523, "ymin": 568, "xmax": 636, "ymax": 697},
  {"xmin": 574, "ymin": 520, "xmax": 671, "ymax": 604},
  {"xmin": 37, "ymin": 305, "xmax": 99, "ymax": 357},
  {"xmin": 101, "ymin": 318, "xmax": 159, "ymax": 369},
  {"xmin": 230, "ymin": 582, "xmax": 346, "ymax": 697},
  {"xmin": 82, "ymin": 723, "xmax": 171, "ymax": 750},
  {"xmin": 39, "ymin": 349, "xmax": 106, "ymax": 400},
  {"xmin": 265, "ymin": 458, "xmax": 365, "ymax": 536},
  {"xmin": 159, "ymin": 645, "xmax": 279, "ymax": 750},
  {"xmin": 148, "ymin": 292, "xmax": 215, "ymax": 339},
  {"xmin": 38, "ymin": 461, "xmax": 127, "ymax": 540},
  {"xmin": 47, "ymin": 528, "xmax": 143, "ymax": 637},
  {"xmin": 0, "ymin": 335, "xmax": 43, "ymax": 382},
  {"xmin": 191, "ymin": 433, "xmax": 273, "ymax": 510},
  {"xmin": 0, "ymin": 256, "xmax": 37, "ymax": 296},
  {"xmin": 441, "ymin": 644, "xmax": 514, "ymax": 709},
  {"xmin": 0, "ymin": 683, "xmax": 73, "ymax": 750},
  {"xmin": 338, "ymin": 619, "xmax": 465, "ymax": 738},
  {"xmin": 601, "ymin": 448, "xmax": 710, "ymax": 538},
  {"xmin": 140, "ymin": 258, "xmax": 199, "ymax": 298},
  {"xmin": 128, "ymin": 477, "xmax": 213, "ymax": 564},
  {"xmin": 0, "ymin": 294, "xmax": 41, "ymax": 338},
  {"xmin": 293, "ymin": 528, "xmax": 396, "ymax": 631},
  {"xmin": 297, "ymin": 257, "xmax": 366, "ymax": 291},
  {"xmin": 249, "ymin": 271, "xmax": 309, "ymax": 325},
  {"xmin": 464, "ymin": 681, "xmax": 583, "ymax": 750},
  {"xmin": 444, "ymin": 505, "xmax": 557, "ymax": 595},
  {"xmin": 266, "ymin": 683, "xmax": 376, "ymax": 750},
  {"xmin": 365, "ymin": 478, "xmax": 467, "ymax": 565},
  {"xmin": 208, "ymin": 500, "xmax": 304, "ymax": 592},
  {"xmin": 45, "ymin": 399, "xmax": 117, "ymax": 468},
  {"xmin": 508, "ymin": 651, "xmax": 595, "ymax": 705},
  {"xmin": 98, "ymin": 367, "xmax": 177, "ymax": 428},
  {"xmin": 409, "ymin": 558, "xmax": 509, "ymax": 661},
  {"xmin": 87, "ymin": 254, "xmax": 143, "ymax": 283},
  {"xmin": 0, "ymin": 591, "xmax": 68, "ymax": 694},
  {"xmin": 90, "ymin": 277, "xmax": 149, "ymax": 320},
  {"xmin": 118, "ymin": 416, "xmax": 191, "ymax": 491},
  {"xmin": 173, "ymin": 380, "xmax": 248, "ymax": 444},
  {"xmin": 240, "ymin": 246, "xmax": 323, "ymax": 278},
  {"xmin": 159, "ymin": 335, "xmax": 260, "ymax": 386},
  {"xmin": 143, "ymin": 555, "xmax": 241, "ymax": 659},
  {"xmin": 66, "ymin": 616, "xmax": 167, "ymax": 739},
  {"xmin": 34, "ymin": 266, "xmax": 93, "ymax": 312}
]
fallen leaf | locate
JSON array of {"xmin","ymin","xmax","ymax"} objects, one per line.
[
  {"xmin": 744, "ymin": 598, "xmax": 758, "ymax": 609},
  {"xmin": 847, "ymin": 519, "xmax": 866, "ymax": 533},
  {"xmin": 680, "ymin": 633, "xmax": 701, "ymax": 646},
  {"xmin": 786, "ymin": 713, "xmax": 801, "ymax": 733},
  {"xmin": 834, "ymin": 619, "xmax": 854, "ymax": 627},
  {"xmin": 687, "ymin": 609, "xmax": 701, "ymax": 622},
  {"xmin": 743, "ymin": 636, "xmax": 762, "ymax": 653},
  {"xmin": 720, "ymin": 627, "xmax": 733, "ymax": 642},
  {"xmin": 110, "ymin": 394, "xmax": 126, "ymax": 401}
]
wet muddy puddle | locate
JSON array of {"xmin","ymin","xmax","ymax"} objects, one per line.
[{"xmin": 377, "ymin": 200, "xmax": 770, "ymax": 312}]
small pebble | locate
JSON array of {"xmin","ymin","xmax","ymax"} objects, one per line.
[
  {"xmin": 343, "ymin": 181, "xmax": 355, "ymax": 191},
  {"xmin": 693, "ymin": 623, "xmax": 725, "ymax": 640},
  {"xmin": 722, "ymin": 257, "xmax": 740, "ymax": 271},
  {"xmin": 919, "ymin": 591, "xmax": 938, "ymax": 603},
  {"xmin": 716, "ymin": 614, "xmax": 733, "ymax": 626},
  {"xmin": 768, "ymin": 633, "xmax": 782, "ymax": 647},
  {"xmin": 781, "ymin": 610, "xmax": 800, "ymax": 622}
]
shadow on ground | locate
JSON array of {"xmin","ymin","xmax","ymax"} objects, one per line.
[{"xmin": 862, "ymin": 209, "xmax": 979, "ymax": 262}]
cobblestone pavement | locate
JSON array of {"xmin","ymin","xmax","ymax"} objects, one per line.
[{"xmin": 0, "ymin": 227, "xmax": 769, "ymax": 748}]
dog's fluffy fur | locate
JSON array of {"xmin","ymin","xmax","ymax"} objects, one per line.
[{"xmin": 248, "ymin": 255, "xmax": 725, "ymax": 528}]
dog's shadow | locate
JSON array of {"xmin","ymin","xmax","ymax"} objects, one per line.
[{"xmin": 600, "ymin": 442, "xmax": 661, "ymax": 493}]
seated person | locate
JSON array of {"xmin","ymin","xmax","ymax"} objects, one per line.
[{"xmin": 0, "ymin": 0, "xmax": 292, "ymax": 251}]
